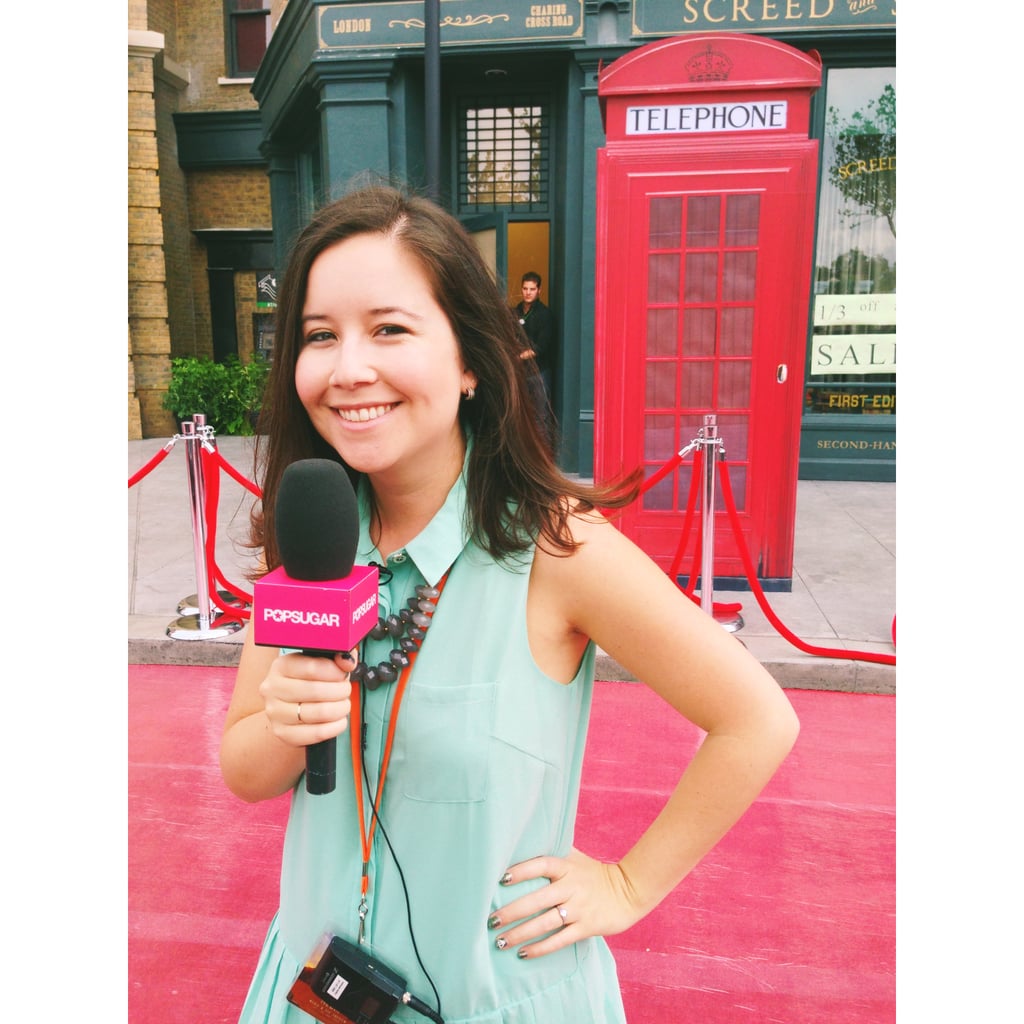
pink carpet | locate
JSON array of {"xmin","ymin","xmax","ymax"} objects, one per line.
[{"xmin": 128, "ymin": 665, "xmax": 894, "ymax": 1023}]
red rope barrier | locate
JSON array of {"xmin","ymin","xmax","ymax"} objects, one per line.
[
  {"xmin": 128, "ymin": 442, "xmax": 174, "ymax": 489},
  {"xmin": 206, "ymin": 446, "xmax": 262, "ymax": 498},
  {"xmin": 200, "ymin": 446, "xmax": 253, "ymax": 621},
  {"xmin": 669, "ymin": 446, "xmax": 703, "ymax": 592},
  {"xmin": 718, "ymin": 459, "xmax": 895, "ymax": 666},
  {"xmin": 671, "ymin": 448, "xmax": 743, "ymax": 616},
  {"xmin": 624, "ymin": 447, "xmax": 742, "ymax": 617},
  {"xmin": 134, "ymin": 431, "xmax": 891, "ymax": 664},
  {"xmin": 638, "ymin": 449, "xmax": 685, "ymax": 496}
]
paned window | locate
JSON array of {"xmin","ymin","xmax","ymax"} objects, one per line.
[
  {"xmin": 457, "ymin": 99, "xmax": 550, "ymax": 212},
  {"xmin": 225, "ymin": 0, "xmax": 271, "ymax": 78},
  {"xmin": 641, "ymin": 193, "xmax": 758, "ymax": 512}
]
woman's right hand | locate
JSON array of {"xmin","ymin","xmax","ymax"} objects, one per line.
[
  {"xmin": 259, "ymin": 651, "xmax": 356, "ymax": 748},
  {"xmin": 222, "ymin": 630, "xmax": 357, "ymax": 801}
]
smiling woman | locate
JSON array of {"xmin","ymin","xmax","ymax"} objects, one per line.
[
  {"xmin": 219, "ymin": 183, "xmax": 799, "ymax": 1024},
  {"xmin": 294, "ymin": 232, "xmax": 474, "ymax": 498}
]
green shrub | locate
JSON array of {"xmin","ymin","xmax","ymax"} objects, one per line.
[{"xmin": 163, "ymin": 356, "xmax": 271, "ymax": 436}]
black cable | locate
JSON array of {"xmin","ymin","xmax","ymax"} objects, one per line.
[
  {"xmin": 360, "ymin": 688, "xmax": 445, "ymax": 1023},
  {"xmin": 404, "ymin": 994, "xmax": 445, "ymax": 1024}
]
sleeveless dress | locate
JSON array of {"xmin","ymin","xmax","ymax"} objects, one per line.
[{"xmin": 237, "ymin": 463, "xmax": 627, "ymax": 1023}]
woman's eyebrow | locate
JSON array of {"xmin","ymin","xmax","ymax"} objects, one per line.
[
  {"xmin": 301, "ymin": 306, "xmax": 424, "ymax": 323},
  {"xmin": 367, "ymin": 305, "xmax": 424, "ymax": 320}
]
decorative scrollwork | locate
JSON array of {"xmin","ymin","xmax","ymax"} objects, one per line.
[{"xmin": 389, "ymin": 13, "xmax": 511, "ymax": 28}]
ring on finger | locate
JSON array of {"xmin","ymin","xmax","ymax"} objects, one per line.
[
  {"xmin": 556, "ymin": 905, "xmax": 568, "ymax": 924},
  {"xmin": 297, "ymin": 703, "xmax": 303, "ymax": 724}
]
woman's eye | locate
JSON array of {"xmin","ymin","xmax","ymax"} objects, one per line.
[
  {"xmin": 305, "ymin": 329, "xmax": 335, "ymax": 344},
  {"xmin": 376, "ymin": 324, "xmax": 408, "ymax": 338}
]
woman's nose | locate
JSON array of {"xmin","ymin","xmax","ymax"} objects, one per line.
[{"xmin": 328, "ymin": 338, "xmax": 377, "ymax": 389}]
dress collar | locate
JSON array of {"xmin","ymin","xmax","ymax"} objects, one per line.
[{"xmin": 356, "ymin": 455, "xmax": 471, "ymax": 587}]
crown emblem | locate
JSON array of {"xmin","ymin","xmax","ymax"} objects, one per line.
[{"xmin": 685, "ymin": 45, "xmax": 733, "ymax": 82}]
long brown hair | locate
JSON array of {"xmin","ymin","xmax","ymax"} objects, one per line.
[{"xmin": 250, "ymin": 183, "xmax": 638, "ymax": 574}]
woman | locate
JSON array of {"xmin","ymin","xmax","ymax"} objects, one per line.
[{"xmin": 220, "ymin": 184, "xmax": 799, "ymax": 1023}]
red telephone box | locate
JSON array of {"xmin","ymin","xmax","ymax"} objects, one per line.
[{"xmin": 594, "ymin": 34, "xmax": 821, "ymax": 587}]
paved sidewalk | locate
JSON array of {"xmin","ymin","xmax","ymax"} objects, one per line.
[{"xmin": 128, "ymin": 436, "xmax": 896, "ymax": 693}]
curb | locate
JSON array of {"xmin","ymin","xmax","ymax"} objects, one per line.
[{"xmin": 128, "ymin": 618, "xmax": 895, "ymax": 696}]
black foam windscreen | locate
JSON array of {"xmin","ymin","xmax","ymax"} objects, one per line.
[{"xmin": 275, "ymin": 459, "xmax": 359, "ymax": 581}]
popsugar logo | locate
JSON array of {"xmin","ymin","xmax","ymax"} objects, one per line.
[{"xmin": 263, "ymin": 608, "xmax": 342, "ymax": 627}]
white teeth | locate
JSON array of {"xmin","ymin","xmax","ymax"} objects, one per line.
[{"xmin": 337, "ymin": 404, "xmax": 393, "ymax": 422}]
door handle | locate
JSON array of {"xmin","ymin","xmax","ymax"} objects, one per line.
[{"xmin": 776, "ymin": 363, "xmax": 788, "ymax": 383}]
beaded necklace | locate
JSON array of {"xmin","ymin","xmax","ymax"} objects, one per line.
[{"xmin": 349, "ymin": 562, "xmax": 448, "ymax": 691}]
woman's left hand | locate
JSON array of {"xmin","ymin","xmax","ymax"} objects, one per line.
[{"xmin": 488, "ymin": 848, "xmax": 641, "ymax": 959}]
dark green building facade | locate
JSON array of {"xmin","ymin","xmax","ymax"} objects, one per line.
[{"xmin": 179, "ymin": 0, "xmax": 895, "ymax": 479}]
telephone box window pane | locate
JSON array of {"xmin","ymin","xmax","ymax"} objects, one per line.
[
  {"xmin": 649, "ymin": 197, "xmax": 682, "ymax": 248},
  {"xmin": 720, "ymin": 306, "xmax": 753, "ymax": 356},
  {"xmin": 686, "ymin": 196, "xmax": 720, "ymax": 248},
  {"xmin": 722, "ymin": 251, "xmax": 757, "ymax": 302},
  {"xmin": 684, "ymin": 252, "xmax": 718, "ymax": 303},
  {"xmin": 679, "ymin": 413, "xmax": 705, "ymax": 439},
  {"xmin": 717, "ymin": 414, "xmax": 749, "ymax": 461},
  {"xmin": 681, "ymin": 360, "xmax": 713, "ymax": 408},
  {"xmin": 648, "ymin": 253, "xmax": 680, "ymax": 303},
  {"xmin": 718, "ymin": 361, "xmax": 751, "ymax": 408},
  {"xmin": 674, "ymin": 463, "xmax": 695, "ymax": 510},
  {"xmin": 682, "ymin": 307, "xmax": 716, "ymax": 357},
  {"xmin": 646, "ymin": 362, "xmax": 677, "ymax": 409},
  {"xmin": 642, "ymin": 475, "xmax": 673, "ymax": 510},
  {"xmin": 720, "ymin": 463, "xmax": 746, "ymax": 511},
  {"xmin": 644, "ymin": 414, "xmax": 676, "ymax": 462},
  {"xmin": 647, "ymin": 308, "xmax": 678, "ymax": 357},
  {"xmin": 725, "ymin": 194, "xmax": 760, "ymax": 246}
]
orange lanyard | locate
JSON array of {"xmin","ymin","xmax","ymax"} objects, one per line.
[{"xmin": 348, "ymin": 570, "xmax": 450, "ymax": 941}]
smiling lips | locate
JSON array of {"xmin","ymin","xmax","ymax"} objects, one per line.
[{"xmin": 336, "ymin": 403, "xmax": 397, "ymax": 423}]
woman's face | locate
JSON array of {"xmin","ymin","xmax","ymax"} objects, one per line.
[{"xmin": 295, "ymin": 232, "xmax": 476, "ymax": 484}]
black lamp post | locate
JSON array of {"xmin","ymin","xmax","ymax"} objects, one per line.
[{"xmin": 424, "ymin": 0, "xmax": 441, "ymax": 201}]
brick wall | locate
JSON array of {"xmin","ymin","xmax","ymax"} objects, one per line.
[
  {"xmin": 188, "ymin": 167, "xmax": 272, "ymax": 228},
  {"xmin": 235, "ymin": 273, "xmax": 262, "ymax": 364},
  {"xmin": 188, "ymin": 167, "xmax": 272, "ymax": 361},
  {"xmin": 129, "ymin": 0, "xmax": 278, "ymax": 438},
  {"xmin": 156, "ymin": 74, "xmax": 198, "ymax": 359},
  {"xmin": 178, "ymin": 0, "xmax": 259, "ymax": 111},
  {"xmin": 128, "ymin": 46, "xmax": 177, "ymax": 438}
]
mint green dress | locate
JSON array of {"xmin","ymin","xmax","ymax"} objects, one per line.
[{"xmin": 237, "ymin": 464, "xmax": 627, "ymax": 1023}]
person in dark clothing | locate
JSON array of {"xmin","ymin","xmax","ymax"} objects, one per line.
[{"xmin": 512, "ymin": 272, "xmax": 557, "ymax": 452}]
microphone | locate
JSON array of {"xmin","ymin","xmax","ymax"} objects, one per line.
[{"xmin": 252, "ymin": 459, "xmax": 379, "ymax": 794}]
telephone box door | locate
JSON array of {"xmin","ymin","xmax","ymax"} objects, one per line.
[{"xmin": 594, "ymin": 35, "xmax": 821, "ymax": 586}]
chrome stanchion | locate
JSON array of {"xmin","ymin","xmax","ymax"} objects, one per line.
[
  {"xmin": 697, "ymin": 414, "xmax": 743, "ymax": 634},
  {"xmin": 166, "ymin": 415, "xmax": 244, "ymax": 641},
  {"xmin": 173, "ymin": 414, "xmax": 250, "ymax": 618}
]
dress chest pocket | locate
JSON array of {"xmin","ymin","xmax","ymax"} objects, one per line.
[{"xmin": 394, "ymin": 681, "xmax": 496, "ymax": 803}]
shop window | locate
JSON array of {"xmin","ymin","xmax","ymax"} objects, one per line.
[
  {"xmin": 457, "ymin": 98, "xmax": 550, "ymax": 212},
  {"xmin": 806, "ymin": 67, "xmax": 896, "ymax": 416},
  {"xmin": 225, "ymin": 0, "xmax": 271, "ymax": 78}
]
